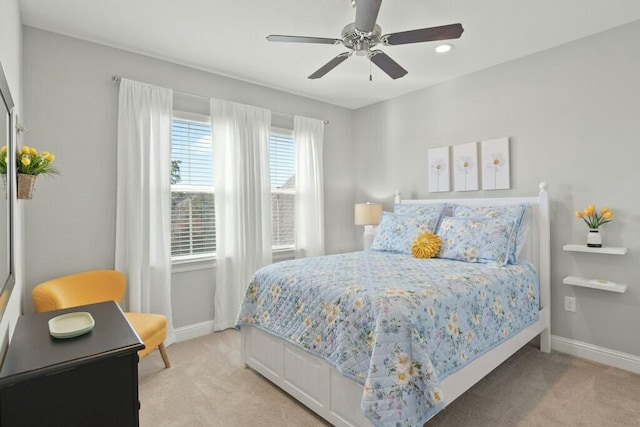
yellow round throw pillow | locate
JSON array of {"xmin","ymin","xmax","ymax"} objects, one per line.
[{"xmin": 411, "ymin": 232, "xmax": 441, "ymax": 259}]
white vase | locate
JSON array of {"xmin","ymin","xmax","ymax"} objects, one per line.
[{"xmin": 587, "ymin": 229, "xmax": 602, "ymax": 248}]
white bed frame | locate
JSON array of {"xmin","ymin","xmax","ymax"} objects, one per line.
[{"xmin": 241, "ymin": 183, "xmax": 551, "ymax": 426}]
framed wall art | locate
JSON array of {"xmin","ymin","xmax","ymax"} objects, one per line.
[
  {"xmin": 481, "ymin": 137, "xmax": 510, "ymax": 190},
  {"xmin": 453, "ymin": 142, "xmax": 478, "ymax": 191},
  {"xmin": 428, "ymin": 146, "xmax": 450, "ymax": 192}
]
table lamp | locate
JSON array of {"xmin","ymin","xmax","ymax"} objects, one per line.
[{"xmin": 354, "ymin": 202, "xmax": 383, "ymax": 250}]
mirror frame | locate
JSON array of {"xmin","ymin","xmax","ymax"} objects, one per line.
[{"xmin": 0, "ymin": 61, "xmax": 15, "ymax": 321}]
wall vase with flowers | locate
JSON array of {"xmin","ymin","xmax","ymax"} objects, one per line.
[
  {"xmin": 0, "ymin": 145, "xmax": 58, "ymax": 199},
  {"xmin": 575, "ymin": 205, "xmax": 613, "ymax": 248}
]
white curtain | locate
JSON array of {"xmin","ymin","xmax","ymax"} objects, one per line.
[
  {"xmin": 211, "ymin": 99, "xmax": 272, "ymax": 331},
  {"xmin": 115, "ymin": 78, "xmax": 175, "ymax": 345},
  {"xmin": 294, "ymin": 115, "xmax": 325, "ymax": 258}
]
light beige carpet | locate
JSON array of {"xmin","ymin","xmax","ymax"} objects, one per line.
[{"xmin": 138, "ymin": 330, "xmax": 640, "ymax": 426}]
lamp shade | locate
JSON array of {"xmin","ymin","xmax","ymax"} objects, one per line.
[{"xmin": 354, "ymin": 203, "xmax": 383, "ymax": 226}]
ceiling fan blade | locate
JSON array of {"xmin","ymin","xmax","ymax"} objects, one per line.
[
  {"xmin": 355, "ymin": 0, "xmax": 382, "ymax": 33},
  {"xmin": 267, "ymin": 35, "xmax": 342, "ymax": 45},
  {"xmin": 369, "ymin": 50, "xmax": 407, "ymax": 79},
  {"xmin": 383, "ymin": 23, "xmax": 464, "ymax": 46},
  {"xmin": 308, "ymin": 52, "xmax": 351, "ymax": 79}
]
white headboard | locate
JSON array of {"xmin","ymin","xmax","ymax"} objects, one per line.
[{"xmin": 399, "ymin": 182, "xmax": 550, "ymax": 313}]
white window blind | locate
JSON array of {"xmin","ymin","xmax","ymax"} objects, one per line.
[
  {"xmin": 170, "ymin": 114, "xmax": 216, "ymax": 259},
  {"xmin": 270, "ymin": 129, "xmax": 295, "ymax": 249}
]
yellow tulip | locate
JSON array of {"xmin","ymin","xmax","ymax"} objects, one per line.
[
  {"xmin": 41, "ymin": 151, "xmax": 50, "ymax": 158},
  {"xmin": 1, "ymin": 146, "xmax": 6, "ymax": 154},
  {"xmin": 584, "ymin": 207, "xmax": 594, "ymax": 216},
  {"xmin": 575, "ymin": 211, "xmax": 584, "ymax": 218},
  {"xmin": 603, "ymin": 211, "xmax": 613, "ymax": 219},
  {"xmin": 21, "ymin": 157, "xmax": 31, "ymax": 166},
  {"xmin": 46, "ymin": 153, "xmax": 55, "ymax": 163},
  {"xmin": 20, "ymin": 146, "xmax": 29, "ymax": 155},
  {"xmin": 601, "ymin": 207, "xmax": 610, "ymax": 214},
  {"xmin": 30, "ymin": 147, "xmax": 37, "ymax": 156}
]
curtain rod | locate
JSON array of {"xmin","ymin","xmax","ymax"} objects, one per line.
[{"xmin": 112, "ymin": 75, "xmax": 329, "ymax": 124}]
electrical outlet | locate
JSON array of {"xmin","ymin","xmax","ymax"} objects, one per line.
[{"xmin": 564, "ymin": 296, "xmax": 576, "ymax": 312}]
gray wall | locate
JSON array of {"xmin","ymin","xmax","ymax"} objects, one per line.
[
  {"xmin": 22, "ymin": 27, "xmax": 357, "ymax": 327},
  {"xmin": 354, "ymin": 21, "xmax": 640, "ymax": 356},
  {"xmin": 0, "ymin": 0, "xmax": 23, "ymax": 350}
]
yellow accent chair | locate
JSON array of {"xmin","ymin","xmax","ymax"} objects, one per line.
[{"xmin": 32, "ymin": 270, "xmax": 171, "ymax": 368}]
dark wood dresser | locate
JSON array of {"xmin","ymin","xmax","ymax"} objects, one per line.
[{"xmin": 0, "ymin": 300, "xmax": 144, "ymax": 426}]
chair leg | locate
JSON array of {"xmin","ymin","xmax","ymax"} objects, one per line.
[{"xmin": 158, "ymin": 343, "xmax": 171, "ymax": 368}]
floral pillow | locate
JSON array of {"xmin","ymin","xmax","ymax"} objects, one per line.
[
  {"xmin": 451, "ymin": 204, "xmax": 528, "ymax": 264},
  {"xmin": 370, "ymin": 212, "xmax": 441, "ymax": 254},
  {"xmin": 393, "ymin": 203, "xmax": 448, "ymax": 217},
  {"xmin": 436, "ymin": 217, "xmax": 516, "ymax": 266}
]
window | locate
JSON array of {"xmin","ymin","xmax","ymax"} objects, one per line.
[
  {"xmin": 170, "ymin": 113, "xmax": 215, "ymax": 260},
  {"xmin": 270, "ymin": 129, "xmax": 296, "ymax": 250},
  {"xmin": 170, "ymin": 117, "xmax": 296, "ymax": 262}
]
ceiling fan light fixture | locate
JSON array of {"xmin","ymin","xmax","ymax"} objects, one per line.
[
  {"xmin": 355, "ymin": 39, "xmax": 370, "ymax": 56},
  {"xmin": 435, "ymin": 43, "xmax": 454, "ymax": 53}
]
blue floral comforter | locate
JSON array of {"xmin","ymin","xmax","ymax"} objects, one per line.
[{"xmin": 237, "ymin": 251, "xmax": 539, "ymax": 426}]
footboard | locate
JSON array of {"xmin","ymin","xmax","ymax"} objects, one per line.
[{"xmin": 241, "ymin": 309, "xmax": 549, "ymax": 427}]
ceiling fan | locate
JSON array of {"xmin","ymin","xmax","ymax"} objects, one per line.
[{"xmin": 266, "ymin": 0, "xmax": 464, "ymax": 80}]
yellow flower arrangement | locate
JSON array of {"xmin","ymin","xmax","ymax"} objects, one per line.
[
  {"xmin": 0, "ymin": 145, "xmax": 59, "ymax": 176},
  {"xmin": 575, "ymin": 205, "xmax": 613, "ymax": 229}
]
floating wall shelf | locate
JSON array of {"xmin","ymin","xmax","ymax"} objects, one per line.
[
  {"xmin": 563, "ymin": 244, "xmax": 627, "ymax": 255},
  {"xmin": 563, "ymin": 276, "xmax": 628, "ymax": 293}
]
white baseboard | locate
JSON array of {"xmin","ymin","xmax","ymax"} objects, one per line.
[
  {"xmin": 174, "ymin": 320, "xmax": 216, "ymax": 343},
  {"xmin": 551, "ymin": 335, "xmax": 640, "ymax": 374}
]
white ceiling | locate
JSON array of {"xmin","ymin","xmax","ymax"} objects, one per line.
[{"xmin": 18, "ymin": 0, "xmax": 640, "ymax": 109}]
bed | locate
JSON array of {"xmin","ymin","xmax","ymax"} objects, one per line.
[{"xmin": 238, "ymin": 183, "xmax": 550, "ymax": 426}]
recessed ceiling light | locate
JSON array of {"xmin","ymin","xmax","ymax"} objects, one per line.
[{"xmin": 435, "ymin": 43, "xmax": 454, "ymax": 54}]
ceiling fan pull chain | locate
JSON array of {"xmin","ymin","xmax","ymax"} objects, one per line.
[{"xmin": 369, "ymin": 59, "xmax": 373, "ymax": 81}]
